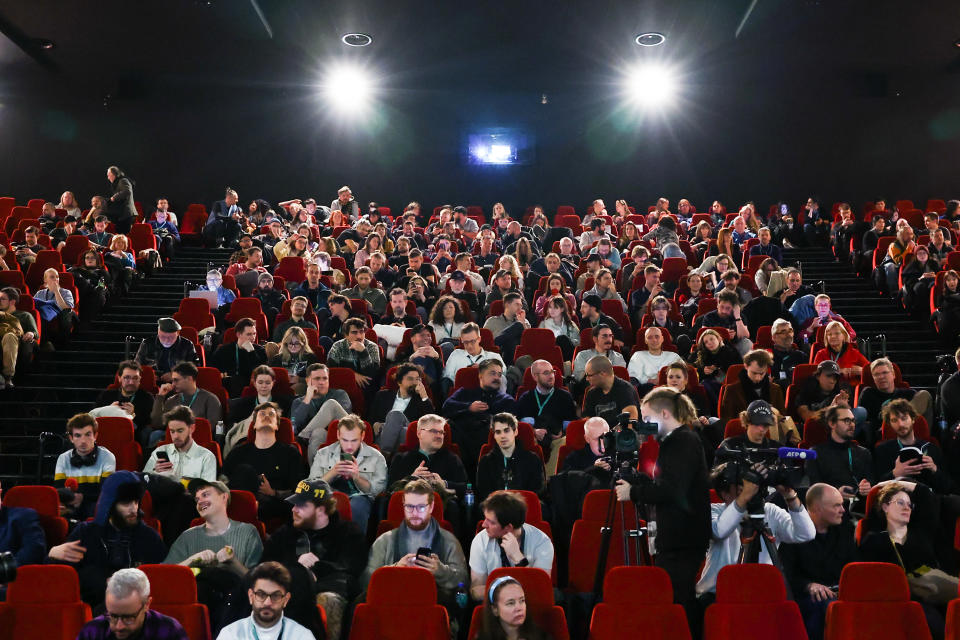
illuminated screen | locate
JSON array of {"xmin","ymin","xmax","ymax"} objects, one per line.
[{"xmin": 465, "ymin": 128, "xmax": 534, "ymax": 166}]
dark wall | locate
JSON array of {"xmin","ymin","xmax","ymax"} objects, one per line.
[{"xmin": 2, "ymin": 65, "xmax": 958, "ymax": 217}]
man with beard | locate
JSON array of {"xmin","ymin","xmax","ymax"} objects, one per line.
[
  {"xmin": 94, "ymin": 360, "xmax": 156, "ymax": 442},
  {"xmin": 442, "ymin": 358, "xmax": 516, "ymax": 477},
  {"xmin": 369, "ymin": 362, "xmax": 434, "ymax": 455},
  {"xmin": 48, "ymin": 471, "xmax": 166, "ymax": 607},
  {"xmin": 223, "ymin": 402, "xmax": 305, "ymax": 521},
  {"xmin": 262, "ymin": 479, "xmax": 366, "ymax": 640},
  {"xmin": 217, "ymin": 562, "xmax": 316, "ymax": 640},
  {"xmin": 134, "ymin": 317, "xmax": 198, "ymax": 384},
  {"xmin": 364, "ymin": 479, "xmax": 468, "ymax": 608}
]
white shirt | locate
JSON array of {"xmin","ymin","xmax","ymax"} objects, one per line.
[
  {"xmin": 696, "ymin": 499, "xmax": 815, "ymax": 594},
  {"xmin": 143, "ymin": 440, "xmax": 217, "ymax": 482},
  {"xmin": 390, "ymin": 393, "xmax": 412, "ymax": 414},
  {"xmin": 442, "ymin": 348, "xmax": 506, "ymax": 386},
  {"xmin": 468, "ymin": 523, "xmax": 554, "ymax": 580},
  {"xmin": 627, "ymin": 350, "xmax": 683, "ymax": 385},
  {"xmin": 216, "ymin": 614, "xmax": 315, "ymax": 640}
]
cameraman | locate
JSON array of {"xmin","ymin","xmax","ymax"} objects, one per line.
[
  {"xmin": 614, "ymin": 388, "xmax": 711, "ymax": 631},
  {"xmin": 695, "ymin": 461, "xmax": 815, "ymax": 606}
]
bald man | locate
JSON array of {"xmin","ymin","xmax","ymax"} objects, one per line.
[
  {"xmin": 780, "ymin": 483, "xmax": 859, "ymax": 640},
  {"xmin": 516, "ymin": 359, "xmax": 577, "ymax": 474}
]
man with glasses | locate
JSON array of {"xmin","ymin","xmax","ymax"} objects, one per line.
[
  {"xmin": 217, "ymin": 561, "xmax": 316, "ymax": 640},
  {"xmin": 806, "ymin": 405, "xmax": 874, "ymax": 503},
  {"xmin": 76, "ymin": 568, "xmax": 187, "ymax": 640},
  {"xmin": 440, "ymin": 322, "xmax": 506, "ymax": 395},
  {"xmin": 769, "ymin": 318, "xmax": 807, "ymax": 385},
  {"xmin": 94, "ymin": 360, "xmax": 156, "ymax": 443},
  {"xmin": 365, "ymin": 479, "xmax": 468, "ymax": 608},
  {"xmin": 147, "ymin": 361, "xmax": 222, "ymax": 445},
  {"xmin": 388, "ymin": 414, "xmax": 469, "ymax": 526}
]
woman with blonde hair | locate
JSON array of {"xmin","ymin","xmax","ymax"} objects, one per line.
[
  {"xmin": 812, "ymin": 320, "xmax": 869, "ymax": 383},
  {"xmin": 267, "ymin": 326, "xmax": 318, "ymax": 394},
  {"xmin": 498, "ymin": 254, "xmax": 524, "ymax": 290}
]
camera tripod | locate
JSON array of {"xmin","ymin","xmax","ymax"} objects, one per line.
[
  {"xmin": 736, "ymin": 508, "xmax": 782, "ymax": 568},
  {"xmin": 591, "ymin": 474, "xmax": 651, "ymax": 600}
]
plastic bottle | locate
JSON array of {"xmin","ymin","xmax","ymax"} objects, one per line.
[
  {"xmin": 464, "ymin": 484, "xmax": 475, "ymax": 508},
  {"xmin": 216, "ymin": 420, "xmax": 225, "ymax": 437},
  {"xmin": 455, "ymin": 582, "xmax": 468, "ymax": 609}
]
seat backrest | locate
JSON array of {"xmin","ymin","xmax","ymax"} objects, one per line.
[
  {"xmin": 139, "ymin": 564, "xmax": 199, "ymax": 603},
  {"xmin": 485, "ymin": 567, "xmax": 554, "ymax": 609},
  {"xmin": 824, "ymin": 562, "xmax": 931, "ymax": 640},
  {"xmin": 603, "ymin": 565, "xmax": 673, "ymax": 605},
  {"xmin": 366, "ymin": 567, "xmax": 437, "ymax": 605},
  {"xmin": 2, "ymin": 485, "xmax": 68, "ymax": 546},
  {"xmin": 715, "ymin": 564, "xmax": 786, "ymax": 604},
  {"xmin": 838, "ymin": 562, "xmax": 910, "ymax": 602},
  {"xmin": 1, "ymin": 565, "xmax": 91, "ymax": 640},
  {"xmin": 7, "ymin": 564, "xmax": 83, "ymax": 603}
]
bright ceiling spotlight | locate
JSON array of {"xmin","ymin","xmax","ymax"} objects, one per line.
[
  {"xmin": 635, "ymin": 32, "xmax": 666, "ymax": 47},
  {"xmin": 623, "ymin": 64, "xmax": 676, "ymax": 107},
  {"xmin": 341, "ymin": 33, "xmax": 373, "ymax": 47},
  {"xmin": 322, "ymin": 63, "xmax": 375, "ymax": 115}
]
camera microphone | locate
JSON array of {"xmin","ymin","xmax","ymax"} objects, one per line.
[{"xmin": 778, "ymin": 447, "xmax": 817, "ymax": 461}]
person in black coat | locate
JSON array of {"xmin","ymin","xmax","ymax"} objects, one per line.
[
  {"xmin": 441, "ymin": 359, "xmax": 516, "ymax": 478},
  {"xmin": 475, "ymin": 414, "xmax": 545, "ymax": 503},
  {"xmin": 261, "ymin": 479, "xmax": 366, "ymax": 640},
  {"xmin": 515, "ymin": 360, "xmax": 578, "ymax": 459},
  {"xmin": 781, "ymin": 483, "xmax": 860, "ymax": 640},
  {"xmin": 106, "ymin": 165, "xmax": 137, "ymax": 234},
  {"xmin": 368, "ymin": 363, "xmax": 435, "ymax": 455},
  {"xmin": 614, "ymin": 388, "xmax": 711, "ymax": 635},
  {"xmin": 210, "ymin": 319, "xmax": 268, "ymax": 398},
  {"xmin": 47, "ymin": 471, "xmax": 165, "ymax": 607}
]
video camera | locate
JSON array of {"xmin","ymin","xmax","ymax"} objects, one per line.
[
  {"xmin": 599, "ymin": 413, "xmax": 658, "ymax": 480},
  {"xmin": 714, "ymin": 446, "xmax": 816, "ymax": 512}
]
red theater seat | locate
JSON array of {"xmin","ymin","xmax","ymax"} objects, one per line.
[
  {"xmin": 704, "ymin": 564, "xmax": 806, "ymax": 640},
  {"xmin": 349, "ymin": 567, "xmax": 450, "ymax": 640},
  {"xmin": 0, "ymin": 564, "xmax": 92, "ymax": 640}
]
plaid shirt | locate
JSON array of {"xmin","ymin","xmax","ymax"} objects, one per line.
[{"xmin": 76, "ymin": 610, "xmax": 188, "ymax": 640}]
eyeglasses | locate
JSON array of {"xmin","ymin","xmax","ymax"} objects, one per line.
[
  {"xmin": 287, "ymin": 341, "xmax": 302, "ymax": 347},
  {"xmin": 891, "ymin": 499, "xmax": 914, "ymax": 510},
  {"xmin": 421, "ymin": 428, "xmax": 444, "ymax": 436},
  {"xmin": 107, "ymin": 604, "xmax": 145, "ymax": 626},
  {"xmin": 403, "ymin": 504, "xmax": 429, "ymax": 513},
  {"xmin": 252, "ymin": 590, "xmax": 286, "ymax": 604},
  {"xmin": 836, "ymin": 417, "xmax": 856, "ymax": 424}
]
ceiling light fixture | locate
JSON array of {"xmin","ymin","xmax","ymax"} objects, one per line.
[
  {"xmin": 36, "ymin": 39, "xmax": 55, "ymax": 50},
  {"xmin": 954, "ymin": 37, "xmax": 960, "ymax": 49},
  {"xmin": 341, "ymin": 33, "xmax": 373, "ymax": 47},
  {"xmin": 635, "ymin": 32, "xmax": 666, "ymax": 47}
]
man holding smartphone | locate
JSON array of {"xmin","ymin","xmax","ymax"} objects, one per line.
[
  {"xmin": 806, "ymin": 404, "xmax": 874, "ymax": 505},
  {"xmin": 365, "ymin": 479, "xmax": 467, "ymax": 608},
  {"xmin": 143, "ymin": 406, "xmax": 216, "ymax": 482},
  {"xmin": 309, "ymin": 415, "xmax": 386, "ymax": 533}
]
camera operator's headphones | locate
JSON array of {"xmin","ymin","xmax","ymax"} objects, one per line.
[{"xmin": 71, "ymin": 445, "xmax": 99, "ymax": 469}]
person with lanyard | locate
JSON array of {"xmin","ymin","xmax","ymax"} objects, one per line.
[
  {"xmin": 216, "ymin": 561, "xmax": 315, "ymax": 640},
  {"xmin": 475, "ymin": 413, "xmax": 545, "ymax": 503},
  {"xmin": 806, "ymin": 404, "xmax": 874, "ymax": 512},
  {"xmin": 148, "ymin": 361, "xmax": 222, "ymax": 446},
  {"xmin": 84, "ymin": 215, "xmax": 114, "ymax": 250},
  {"xmin": 516, "ymin": 359, "xmax": 577, "ymax": 473},
  {"xmin": 439, "ymin": 322, "xmax": 507, "ymax": 395},
  {"xmin": 211, "ymin": 318, "xmax": 267, "ymax": 398}
]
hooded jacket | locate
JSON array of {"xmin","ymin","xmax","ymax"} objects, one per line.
[{"xmin": 61, "ymin": 471, "xmax": 166, "ymax": 605}]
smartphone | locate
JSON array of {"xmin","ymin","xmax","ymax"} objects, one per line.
[
  {"xmin": 416, "ymin": 547, "xmax": 432, "ymax": 561},
  {"xmin": 155, "ymin": 451, "xmax": 170, "ymax": 462},
  {"xmin": 340, "ymin": 452, "xmax": 355, "ymax": 462},
  {"xmin": 780, "ymin": 204, "xmax": 788, "ymax": 216}
]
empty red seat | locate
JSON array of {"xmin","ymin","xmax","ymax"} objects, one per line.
[
  {"xmin": 350, "ymin": 567, "xmax": 450, "ymax": 640},
  {"xmin": 3, "ymin": 485, "xmax": 69, "ymax": 547},
  {"xmin": 139, "ymin": 564, "xmax": 211, "ymax": 640},
  {"xmin": 825, "ymin": 562, "xmax": 930, "ymax": 640},
  {"xmin": 704, "ymin": 564, "xmax": 806, "ymax": 640},
  {"xmin": 0, "ymin": 564, "xmax": 91, "ymax": 640},
  {"xmin": 94, "ymin": 416, "xmax": 142, "ymax": 470},
  {"xmin": 590, "ymin": 566, "xmax": 690, "ymax": 639}
]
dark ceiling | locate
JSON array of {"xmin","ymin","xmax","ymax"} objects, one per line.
[{"xmin": 2, "ymin": 0, "xmax": 959, "ymax": 103}]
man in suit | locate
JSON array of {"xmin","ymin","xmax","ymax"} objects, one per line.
[{"xmin": 203, "ymin": 187, "xmax": 243, "ymax": 248}]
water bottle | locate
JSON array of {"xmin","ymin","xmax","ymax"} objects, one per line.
[
  {"xmin": 464, "ymin": 484, "xmax": 475, "ymax": 521},
  {"xmin": 455, "ymin": 582, "xmax": 469, "ymax": 609},
  {"xmin": 215, "ymin": 420, "xmax": 225, "ymax": 437},
  {"xmin": 938, "ymin": 418, "xmax": 948, "ymax": 439}
]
